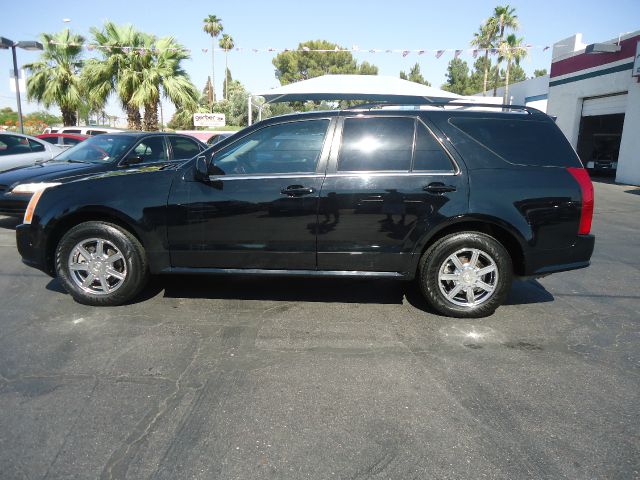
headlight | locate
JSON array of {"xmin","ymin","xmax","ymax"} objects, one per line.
[{"xmin": 11, "ymin": 182, "xmax": 61, "ymax": 195}]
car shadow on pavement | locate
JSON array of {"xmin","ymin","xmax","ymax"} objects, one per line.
[
  {"xmin": 624, "ymin": 188, "xmax": 640, "ymax": 196},
  {"xmin": 0, "ymin": 216, "xmax": 20, "ymax": 230}
]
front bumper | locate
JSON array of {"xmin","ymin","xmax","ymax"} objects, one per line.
[
  {"xmin": 0, "ymin": 192, "xmax": 31, "ymax": 217},
  {"xmin": 16, "ymin": 223, "xmax": 52, "ymax": 275},
  {"xmin": 525, "ymin": 234, "xmax": 595, "ymax": 276}
]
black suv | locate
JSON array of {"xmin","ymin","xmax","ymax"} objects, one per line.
[
  {"xmin": 0, "ymin": 132, "xmax": 206, "ymax": 217},
  {"xmin": 15, "ymin": 106, "xmax": 595, "ymax": 317}
]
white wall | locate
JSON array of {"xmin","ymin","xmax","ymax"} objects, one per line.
[
  {"xmin": 474, "ymin": 75, "xmax": 549, "ymax": 111},
  {"xmin": 616, "ymin": 79, "xmax": 640, "ymax": 186}
]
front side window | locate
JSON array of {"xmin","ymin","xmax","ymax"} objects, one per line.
[
  {"xmin": 132, "ymin": 137, "xmax": 167, "ymax": 163},
  {"xmin": 29, "ymin": 139, "xmax": 45, "ymax": 153},
  {"xmin": 170, "ymin": 137, "xmax": 201, "ymax": 159},
  {"xmin": 213, "ymin": 119, "xmax": 329, "ymax": 175},
  {"xmin": 338, "ymin": 117, "xmax": 414, "ymax": 172}
]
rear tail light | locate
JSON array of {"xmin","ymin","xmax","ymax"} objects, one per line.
[{"xmin": 567, "ymin": 167, "xmax": 594, "ymax": 235}]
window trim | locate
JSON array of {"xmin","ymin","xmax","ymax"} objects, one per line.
[{"xmin": 209, "ymin": 117, "xmax": 334, "ymax": 177}]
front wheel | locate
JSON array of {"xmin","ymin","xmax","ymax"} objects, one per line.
[
  {"xmin": 419, "ymin": 232, "xmax": 513, "ymax": 318},
  {"xmin": 55, "ymin": 221, "xmax": 149, "ymax": 306}
]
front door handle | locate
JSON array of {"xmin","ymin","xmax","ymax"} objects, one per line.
[
  {"xmin": 423, "ymin": 182, "xmax": 457, "ymax": 194},
  {"xmin": 280, "ymin": 185, "xmax": 315, "ymax": 196}
]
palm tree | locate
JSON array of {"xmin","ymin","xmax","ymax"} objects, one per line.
[
  {"xmin": 83, "ymin": 22, "xmax": 147, "ymax": 130},
  {"xmin": 499, "ymin": 34, "xmax": 528, "ymax": 104},
  {"xmin": 202, "ymin": 15, "xmax": 223, "ymax": 104},
  {"xmin": 471, "ymin": 18, "xmax": 498, "ymax": 96},
  {"xmin": 218, "ymin": 34, "xmax": 234, "ymax": 100},
  {"xmin": 131, "ymin": 36, "xmax": 199, "ymax": 131},
  {"xmin": 24, "ymin": 29, "xmax": 84, "ymax": 126},
  {"xmin": 491, "ymin": 5, "xmax": 519, "ymax": 96}
]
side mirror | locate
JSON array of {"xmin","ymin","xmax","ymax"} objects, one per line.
[
  {"xmin": 194, "ymin": 155, "xmax": 209, "ymax": 182},
  {"xmin": 122, "ymin": 154, "xmax": 143, "ymax": 166}
]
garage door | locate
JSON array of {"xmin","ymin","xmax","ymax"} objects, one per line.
[{"xmin": 582, "ymin": 94, "xmax": 627, "ymax": 117}]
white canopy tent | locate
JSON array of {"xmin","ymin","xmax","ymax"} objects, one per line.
[{"xmin": 249, "ymin": 74, "xmax": 467, "ymax": 125}]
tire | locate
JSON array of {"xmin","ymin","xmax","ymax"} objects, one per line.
[
  {"xmin": 418, "ymin": 232, "xmax": 512, "ymax": 318},
  {"xmin": 55, "ymin": 221, "xmax": 149, "ymax": 306}
]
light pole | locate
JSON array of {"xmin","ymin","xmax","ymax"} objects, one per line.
[{"xmin": 0, "ymin": 37, "xmax": 43, "ymax": 134}]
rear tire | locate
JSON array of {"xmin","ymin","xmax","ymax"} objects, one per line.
[
  {"xmin": 418, "ymin": 232, "xmax": 512, "ymax": 318},
  {"xmin": 55, "ymin": 221, "xmax": 149, "ymax": 306}
]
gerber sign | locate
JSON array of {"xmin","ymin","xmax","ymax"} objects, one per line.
[
  {"xmin": 634, "ymin": 40, "xmax": 640, "ymax": 77},
  {"xmin": 193, "ymin": 113, "xmax": 226, "ymax": 127}
]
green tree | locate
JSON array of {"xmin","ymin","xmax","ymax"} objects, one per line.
[
  {"xmin": 471, "ymin": 18, "xmax": 499, "ymax": 95},
  {"xmin": 24, "ymin": 29, "xmax": 84, "ymax": 126},
  {"xmin": 272, "ymin": 40, "xmax": 378, "ymax": 85},
  {"xmin": 533, "ymin": 68, "xmax": 547, "ymax": 78},
  {"xmin": 222, "ymin": 68, "xmax": 232, "ymax": 103},
  {"xmin": 218, "ymin": 34, "xmax": 235, "ymax": 100},
  {"xmin": 130, "ymin": 36, "xmax": 199, "ymax": 131},
  {"xmin": 491, "ymin": 5, "xmax": 519, "ymax": 96},
  {"xmin": 83, "ymin": 22, "xmax": 147, "ymax": 129},
  {"xmin": 202, "ymin": 15, "xmax": 223, "ymax": 104},
  {"xmin": 441, "ymin": 58, "xmax": 472, "ymax": 95},
  {"xmin": 499, "ymin": 34, "xmax": 528, "ymax": 103},
  {"xmin": 399, "ymin": 63, "xmax": 431, "ymax": 86}
]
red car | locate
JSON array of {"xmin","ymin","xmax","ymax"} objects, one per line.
[{"xmin": 37, "ymin": 133, "xmax": 89, "ymax": 150}]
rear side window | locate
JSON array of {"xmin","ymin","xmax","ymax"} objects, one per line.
[
  {"xmin": 170, "ymin": 137, "xmax": 201, "ymax": 159},
  {"xmin": 62, "ymin": 129, "xmax": 81, "ymax": 134},
  {"xmin": 413, "ymin": 123, "xmax": 455, "ymax": 171},
  {"xmin": 41, "ymin": 137, "xmax": 58, "ymax": 145},
  {"xmin": 29, "ymin": 140, "xmax": 45, "ymax": 152},
  {"xmin": 87, "ymin": 130, "xmax": 107, "ymax": 135},
  {"xmin": 63, "ymin": 137, "xmax": 82, "ymax": 146},
  {"xmin": 449, "ymin": 117, "xmax": 581, "ymax": 167},
  {"xmin": 338, "ymin": 117, "xmax": 414, "ymax": 171}
]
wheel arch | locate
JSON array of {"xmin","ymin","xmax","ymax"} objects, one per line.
[
  {"xmin": 45, "ymin": 208, "xmax": 145, "ymax": 275},
  {"xmin": 413, "ymin": 215, "xmax": 527, "ymax": 276}
]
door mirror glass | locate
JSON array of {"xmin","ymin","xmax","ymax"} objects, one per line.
[
  {"xmin": 122, "ymin": 154, "xmax": 143, "ymax": 165},
  {"xmin": 195, "ymin": 154, "xmax": 209, "ymax": 181}
]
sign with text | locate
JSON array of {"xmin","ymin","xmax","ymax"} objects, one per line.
[{"xmin": 193, "ymin": 112, "xmax": 226, "ymax": 127}]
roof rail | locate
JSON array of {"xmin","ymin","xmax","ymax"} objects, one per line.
[{"xmin": 345, "ymin": 101, "xmax": 546, "ymax": 116}]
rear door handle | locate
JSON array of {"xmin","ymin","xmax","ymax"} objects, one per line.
[
  {"xmin": 280, "ymin": 185, "xmax": 315, "ymax": 196},
  {"xmin": 423, "ymin": 182, "xmax": 457, "ymax": 193}
]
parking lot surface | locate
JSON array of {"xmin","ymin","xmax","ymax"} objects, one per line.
[{"xmin": 0, "ymin": 180, "xmax": 638, "ymax": 480}]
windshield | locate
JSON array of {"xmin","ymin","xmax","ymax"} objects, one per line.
[{"xmin": 53, "ymin": 135, "xmax": 137, "ymax": 164}]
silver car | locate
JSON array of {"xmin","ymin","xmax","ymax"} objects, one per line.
[{"xmin": 0, "ymin": 132, "xmax": 64, "ymax": 172}]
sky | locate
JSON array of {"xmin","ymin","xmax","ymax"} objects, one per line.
[{"xmin": 1, "ymin": 0, "xmax": 639, "ymax": 123}]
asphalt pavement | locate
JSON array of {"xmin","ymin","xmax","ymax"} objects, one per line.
[{"xmin": 0, "ymin": 180, "xmax": 638, "ymax": 480}]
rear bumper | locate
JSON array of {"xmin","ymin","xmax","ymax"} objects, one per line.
[
  {"xmin": 16, "ymin": 223, "xmax": 52, "ymax": 275},
  {"xmin": 525, "ymin": 234, "xmax": 595, "ymax": 276}
]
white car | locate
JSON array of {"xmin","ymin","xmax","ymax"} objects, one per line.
[{"xmin": 0, "ymin": 132, "xmax": 64, "ymax": 172}]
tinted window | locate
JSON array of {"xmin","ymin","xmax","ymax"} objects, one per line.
[
  {"xmin": 87, "ymin": 130, "xmax": 106, "ymax": 135},
  {"xmin": 450, "ymin": 117, "xmax": 581, "ymax": 167},
  {"xmin": 54, "ymin": 135, "xmax": 136, "ymax": 163},
  {"xmin": 170, "ymin": 137, "xmax": 201, "ymax": 159},
  {"xmin": 133, "ymin": 137, "xmax": 167, "ymax": 163},
  {"xmin": 61, "ymin": 129, "xmax": 81, "ymax": 134},
  {"xmin": 0, "ymin": 135, "xmax": 31, "ymax": 156},
  {"xmin": 41, "ymin": 137, "xmax": 59, "ymax": 145},
  {"xmin": 214, "ymin": 119, "xmax": 329, "ymax": 175},
  {"xmin": 338, "ymin": 117, "xmax": 414, "ymax": 171},
  {"xmin": 63, "ymin": 137, "xmax": 82, "ymax": 146},
  {"xmin": 413, "ymin": 123, "xmax": 454, "ymax": 171},
  {"xmin": 29, "ymin": 139, "xmax": 45, "ymax": 153}
]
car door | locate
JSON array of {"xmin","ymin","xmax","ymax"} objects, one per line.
[
  {"xmin": 316, "ymin": 114, "xmax": 468, "ymax": 273},
  {"xmin": 167, "ymin": 117, "xmax": 335, "ymax": 270}
]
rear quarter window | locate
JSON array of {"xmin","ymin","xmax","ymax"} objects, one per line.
[{"xmin": 449, "ymin": 117, "xmax": 582, "ymax": 168}]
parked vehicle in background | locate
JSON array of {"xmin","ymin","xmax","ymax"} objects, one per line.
[
  {"xmin": 0, "ymin": 132, "xmax": 206, "ymax": 217},
  {"xmin": 42, "ymin": 126, "xmax": 129, "ymax": 136},
  {"xmin": 37, "ymin": 133, "xmax": 89, "ymax": 150},
  {"xmin": 206, "ymin": 131, "xmax": 236, "ymax": 146},
  {"xmin": 16, "ymin": 105, "xmax": 595, "ymax": 318},
  {"xmin": 0, "ymin": 132, "xmax": 64, "ymax": 173}
]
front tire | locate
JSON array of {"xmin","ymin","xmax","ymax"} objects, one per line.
[
  {"xmin": 55, "ymin": 221, "xmax": 149, "ymax": 306},
  {"xmin": 419, "ymin": 232, "xmax": 512, "ymax": 318}
]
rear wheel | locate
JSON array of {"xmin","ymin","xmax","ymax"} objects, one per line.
[
  {"xmin": 419, "ymin": 232, "xmax": 512, "ymax": 318},
  {"xmin": 55, "ymin": 221, "xmax": 148, "ymax": 306}
]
